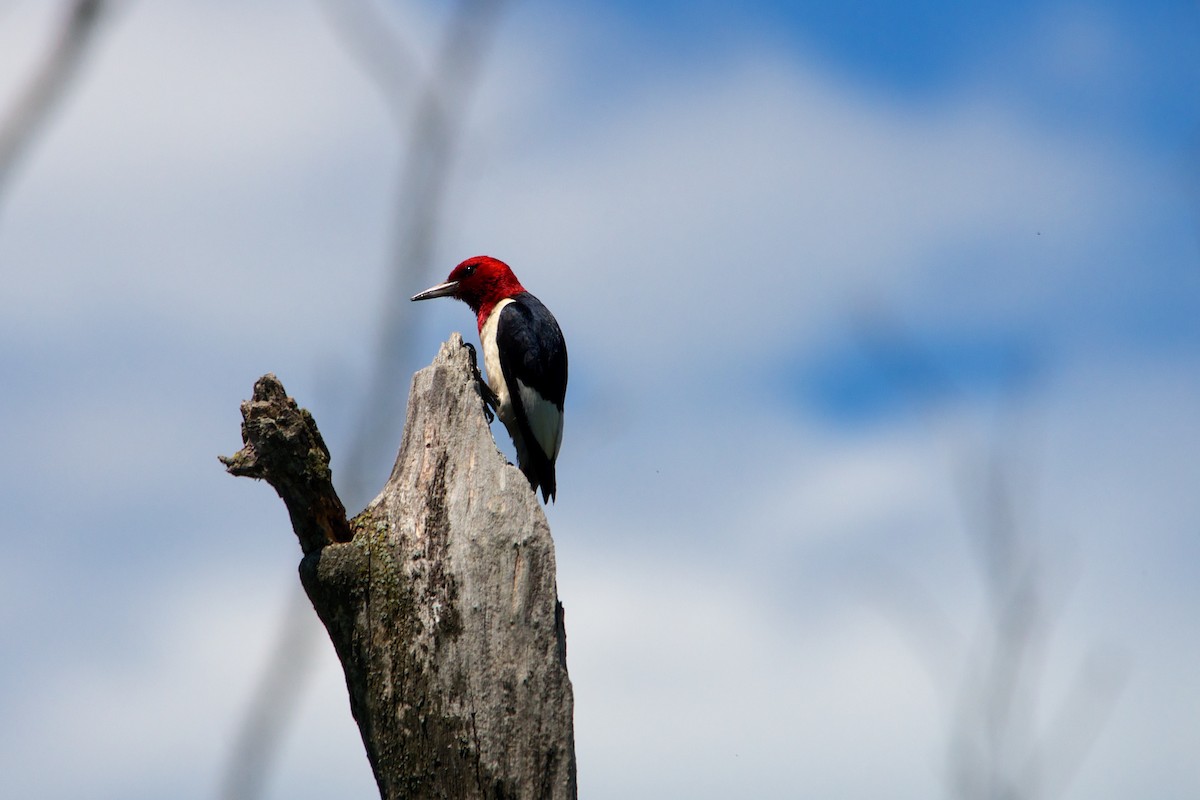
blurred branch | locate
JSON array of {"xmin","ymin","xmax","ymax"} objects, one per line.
[
  {"xmin": 220, "ymin": 2, "xmax": 513, "ymax": 797},
  {"xmin": 323, "ymin": 0, "xmax": 512, "ymax": 508},
  {"xmin": 1032, "ymin": 646, "xmax": 1129, "ymax": 799},
  {"xmin": 949, "ymin": 449, "xmax": 1050, "ymax": 800},
  {"xmin": 217, "ymin": 590, "xmax": 319, "ymax": 800},
  {"xmin": 318, "ymin": 0, "xmax": 426, "ymax": 109},
  {"xmin": 0, "ymin": 0, "xmax": 108, "ymax": 212},
  {"xmin": 847, "ymin": 302, "xmax": 1127, "ymax": 800}
]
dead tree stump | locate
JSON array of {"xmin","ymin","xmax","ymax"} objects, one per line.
[{"xmin": 221, "ymin": 334, "xmax": 577, "ymax": 800}]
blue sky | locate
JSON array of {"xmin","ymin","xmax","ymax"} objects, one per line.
[
  {"xmin": 1, "ymin": 1, "xmax": 1197, "ymax": 798},
  {"xmin": 585, "ymin": 0, "xmax": 1200, "ymax": 143}
]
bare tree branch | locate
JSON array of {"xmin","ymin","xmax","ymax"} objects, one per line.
[
  {"xmin": 220, "ymin": 373, "xmax": 352, "ymax": 554},
  {"xmin": 0, "ymin": 0, "xmax": 108, "ymax": 212}
]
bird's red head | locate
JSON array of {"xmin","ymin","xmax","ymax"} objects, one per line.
[{"xmin": 411, "ymin": 255, "xmax": 526, "ymax": 329}]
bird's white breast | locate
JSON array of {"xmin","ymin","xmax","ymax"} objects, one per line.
[{"xmin": 480, "ymin": 298, "xmax": 515, "ymax": 424}]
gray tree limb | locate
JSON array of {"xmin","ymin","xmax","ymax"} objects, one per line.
[{"xmin": 221, "ymin": 335, "xmax": 577, "ymax": 799}]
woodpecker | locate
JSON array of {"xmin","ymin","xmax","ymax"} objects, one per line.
[{"xmin": 412, "ymin": 256, "xmax": 568, "ymax": 502}]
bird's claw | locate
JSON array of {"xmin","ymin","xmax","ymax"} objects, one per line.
[
  {"xmin": 481, "ymin": 390, "xmax": 497, "ymax": 424},
  {"xmin": 464, "ymin": 342, "xmax": 499, "ymax": 424}
]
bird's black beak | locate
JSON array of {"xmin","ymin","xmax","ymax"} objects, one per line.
[{"xmin": 411, "ymin": 280, "xmax": 460, "ymax": 302}]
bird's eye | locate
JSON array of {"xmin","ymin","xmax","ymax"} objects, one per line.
[{"xmin": 461, "ymin": 263, "xmax": 477, "ymax": 277}]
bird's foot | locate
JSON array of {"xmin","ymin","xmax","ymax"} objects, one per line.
[{"xmin": 463, "ymin": 342, "xmax": 499, "ymax": 424}]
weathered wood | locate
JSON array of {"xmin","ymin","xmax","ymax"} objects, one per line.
[
  {"xmin": 219, "ymin": 374, "xmax": 352, "ymax": 554},
  {"xmin": 222, "ymin": 334, "xmax": 577, "ymax": 800}
]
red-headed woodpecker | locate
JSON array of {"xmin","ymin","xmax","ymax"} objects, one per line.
[{"xmin": 412, "ymin": 256, "xmax": 568, "ymax": 503}]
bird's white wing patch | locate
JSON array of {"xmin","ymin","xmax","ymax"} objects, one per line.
[{"xmin": 517, "ymin": 379, "xmax": 564, "ymax": 460}]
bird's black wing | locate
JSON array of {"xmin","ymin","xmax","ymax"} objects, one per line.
[{"xmin": 497, "ymin": 292, "xmax": 568, "ymax": 500}]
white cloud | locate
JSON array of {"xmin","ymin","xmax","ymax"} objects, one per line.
[
  {"xmin": 563, "ymin": 554, "xmax": 942, "ymax": 799},
  {"xmin": 454, "ymin": 49, "xmax": 1160, "ymax": 383},
  {"xmin": 0, "ymin": 0, "xmax": 399, "ymax": 354},
  {"xmin": 0, "ymin": 561, "xmax": 372, "ymax": 799},
  {"xmin": 0, "ymin": 0, "xmax": 1171, "ymax": 374}
]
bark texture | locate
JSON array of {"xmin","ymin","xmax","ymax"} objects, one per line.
[{"xmin": 221, "ymin": 334, "xmax": 576, "ymax": 800}]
